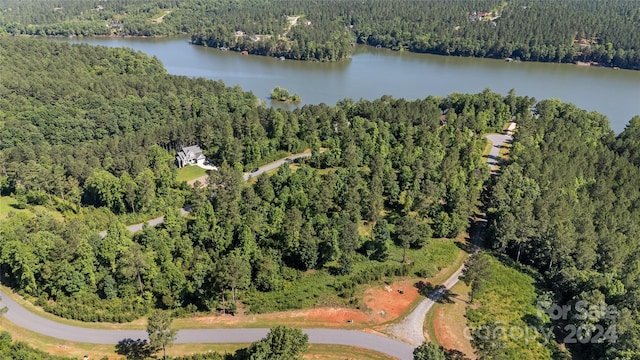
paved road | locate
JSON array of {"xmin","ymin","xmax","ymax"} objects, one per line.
[
  {"xmin": 0, "ymin": 287, "xmax": 413, "ymax": 359},
  {"xmin": 386, "ymin": 133, "xmax": 511, "ymax": 346},
  {"xmin": 243, "ymin": 152, "xmax": 312, "ymax": 181},
  {"xmin": 485, "ymin": 134, "xmax": 512, "ymax": 172},
  {"xmin": 100, "ymin": 152, "xmax": 313, "ymax": 238},
  {"xmin": 10, "ymin": 137, "xmax": 511, "ymax": 357},
  {"xmin": 98, "ymin": 207, "xmax": 190, "ymax": 238}
]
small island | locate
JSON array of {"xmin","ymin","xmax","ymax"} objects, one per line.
[{"xmin": 270, "ymin": 86, "xmax": 301, "ymax": 103}]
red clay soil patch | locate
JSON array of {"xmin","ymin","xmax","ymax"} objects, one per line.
[
  {"xmin": 186, "ymin": 280, "xmax": 420, "ymax": 328},
  {"xmin": 363, "ymin": 280, "xmax": 420, "ymax": 323},
  {"xmin": 190, "ymin": 307, "xmax": 370, "ymax": 328},
  {"xmin": 433, "ymin": 298, "xmax": 476, "ymax": 359}
]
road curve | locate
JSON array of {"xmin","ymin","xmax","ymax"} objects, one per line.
[
  {"xmin": 0, "ymin": 287, "xmax": 413, "ymax": 359},
  {"xmin": 100, "ymin": 152, "xmax": 313, "ymax": 238},
  {"xmin": 386, "ymin": 133, "xmax": 511, "ymax": 346},
  {"xmin": 242, "ymin": 152, "xmax": 312, "ymax": 181},
  {"xmin": 4, "ymin": 137, "xmax": 511, "ymax": 358},
  {"xmin": 1, "ymin": 150, "xmax": 417, "ymax": 359}
]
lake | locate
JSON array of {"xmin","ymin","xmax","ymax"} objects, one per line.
[{"xmin": 60, "ymin": 36, "xmax": 640, "ymax": 133}]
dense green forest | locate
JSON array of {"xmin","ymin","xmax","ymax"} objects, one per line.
[
  {"xmin": 0, "ymin": 0, "xmax": 638, "ymax": 68},
  {"xmin": 0, "ymin": 37, "xmax": 532, "ymax": 322},
  {"xmin": 1, "ymin": 19, "xmax": 639, "ymax": 360},
  {"xmin": 487, "ymin": 102, "xmax": 640, "ymax": 358}
]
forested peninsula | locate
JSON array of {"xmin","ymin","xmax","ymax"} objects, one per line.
[{"xmin": 0, "ymin": 0, "xmax": 638, "ymax": 69}]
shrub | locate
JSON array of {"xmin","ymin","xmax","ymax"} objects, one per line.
[{"xmin": 26, "ymin": 190, "xmax": 48, "ymax": 205}]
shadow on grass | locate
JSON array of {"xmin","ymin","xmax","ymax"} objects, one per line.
[
  {"xmin": 8, "ymin": 203, "xmax": 27, "ymax": 210},
  {"xmin": 115, "ymin": 338, "xmax": 153, "ymax": 359}
]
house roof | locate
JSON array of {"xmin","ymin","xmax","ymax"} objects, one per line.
[{"xmin": 177, "ymin": 145, "xmax": 205, "ymax": 161}]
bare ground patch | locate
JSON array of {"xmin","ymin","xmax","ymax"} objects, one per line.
[{"xmin": 431, "ymin": 281, "xmax": 476, "ymax": 359}]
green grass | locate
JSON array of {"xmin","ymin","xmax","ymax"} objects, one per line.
[
  {"xmin": 0, "ymin": 196, "xmax": 64, "ymax": 221},
  {"xmin": 243, "ymin": 271, "xmax": 348, "ymax": 316},
  {"xmin": 243, "ymin": 238, "xmax": 462, "ymax": 317},
  {"xmin": 0, "ymin": 196, "xmax": 26, "ymax": 219},
  {"xmin": 388, "ymin": 239, "xmax": 461, "ymax": 279},
  {"xmin": 424, "ymin": 295, "xmax": 442, "ymax": 347},
  {"xmin": 466, "ymin": 254, "xmax": 553, "ymax": 360},
  {"xmin": 176, "ymin": 165, "xmax": 208, "ymax": 182},
  {"xmin": 246, "ymin": 164, "xmax": 301, "ymax": 185},
  {"xmin": 306, "ymin": 344, "xmax": 395, "ymax": 359},
  {"xmin": 482, "ymin": 138, "xmax": 494, "ymax": 158}
]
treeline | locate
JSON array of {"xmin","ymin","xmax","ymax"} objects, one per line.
[
  {"xmin": 488, "ymin": 101, "xmax": 640, "ymax": 358},
  {"xmin": 0, "ymin": 38, "xmax": 533, "ymax": 321},
  {"xmin": 0, "ymin": 0, "xmax": 639, "ymax": 68}
]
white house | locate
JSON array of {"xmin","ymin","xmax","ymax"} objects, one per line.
[{"xmin": 176, "ymin": 145, "xmax": 206, "ymax": 168}]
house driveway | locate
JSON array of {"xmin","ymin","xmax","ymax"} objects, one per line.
[
  {"xmin": 102, "ymin": 152, "xmax": 314, "ymax": 237},
  {"xmin": 197, "ymin": 163, "xmax": 218, "ymax": 171},
  {"xmin": 385, "ymin": 132, "xmax": 512, "ymax": 346}
]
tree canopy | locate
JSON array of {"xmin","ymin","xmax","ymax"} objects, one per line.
[
  {"xmin": 0, "ymin": 0, "xmax": 638, "ymax": 68},
  {"xmin": 0, "ymin": 37, "xmax": 536, "ymax": 323},
  {"xmin": 487, "ymin": 99, "xmax": 640, "ymax": 359}
]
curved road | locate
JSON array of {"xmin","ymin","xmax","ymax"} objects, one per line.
[
  {"xmin": 0, "ymin": 287, "xmax": 412, "ymax": 359},
  {"xmin": 386, "ymin": 133, "xmax": 512, "ymax": 346},
  {"xmin": 100, "ymin": 152, "xmax": 313, "ymax": 238},
  {"xmin": 3, "ymin": 136, "xmax": 511, "ymax": 358},
  {"xmin": 242, "ymin": 152, "xmax": 312, "ymax": 181}
]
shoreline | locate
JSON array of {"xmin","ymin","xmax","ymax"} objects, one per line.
[{"xmin": 29, "ymin": 33, "xmax": 637, "ymax": 71}]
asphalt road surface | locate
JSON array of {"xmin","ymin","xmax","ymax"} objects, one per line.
[
  {"xmin": 485, "ymin": 133, "xmax": 512, "ymax": 172},
  {"xmin": 386, "ymin": 133, "xmax": 512, "ymax": 346},
  {"xmin": 242, "ymin": 152, "xmax": 312, "ymax": 180},
  {"xmin": 0, "ymin": 287, "xmax": 413, "ymax": 359},
  {"xmin": 16, "ymin": 135, "xmax": 512, "ymax": 358}
]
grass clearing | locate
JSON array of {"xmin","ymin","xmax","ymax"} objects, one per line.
[
  {"xmin": 242, "ymin": 270, "xmax": 348, "ymax": 316},
  {"xmin": 383, "ymin": 234, "xmax": 470, "ymax": 324},
  {"xmin": 0, "ymin": 196, "xmax": 64, "ymax": 221},
  {"xmin": 388, "ymin": 239, "xmax": 461, "ymax": 279},
  {"xmin": 305, "ymin": 344, "xmax": 395, "ymax": 359},
  {"xmin": 239, "ymin": 237, "xmax": 463, "ymax": 321},
  {"xmin": 177, "ymin": 165, "xmax": 208, "ymax": 182},
  {"xmin": 151, "ymin": 9, "xmax": 172, "ymax": 23},
  {"xmin": 0, "ymin": 196, "xmax": 28, "ymax": 219},
  {"xmin": 429, "ymin": 243, "xmax": 468, "ymax": 286},
  {"xmin": 466, "ymin": 254, "xmax": 552, "ymax": 359}
]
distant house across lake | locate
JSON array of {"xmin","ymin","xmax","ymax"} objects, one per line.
[{"xmin": 176, "ymin": 145, "xmax": 206, "ymax": 168}]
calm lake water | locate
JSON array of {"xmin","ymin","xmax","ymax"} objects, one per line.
[{"xmin": 60, "ymin": 36, "xmax": 640, "ymax": 133}]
